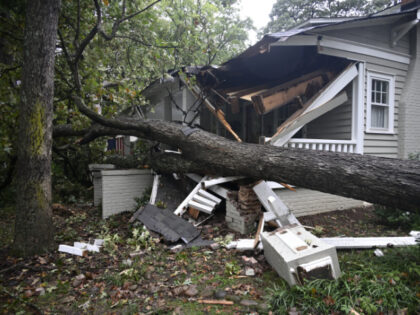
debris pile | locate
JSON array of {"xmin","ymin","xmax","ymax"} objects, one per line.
[{"xmin": 88, "ymin": 168, "xmax": 420, "ymax": 287}]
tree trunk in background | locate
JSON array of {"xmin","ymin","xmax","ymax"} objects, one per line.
[{"xmin": 14, "ymin": 0, "xmax": 61, "ymax": 256}]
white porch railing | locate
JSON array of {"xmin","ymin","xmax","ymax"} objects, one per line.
[{"xmin": 284, "ymin": 139, "xmax": 357, "ymax": 153}]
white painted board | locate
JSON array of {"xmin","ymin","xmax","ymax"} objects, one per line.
[{"xmin": 321, "ymin": 237, "xmax": 418, "ymax": 249}]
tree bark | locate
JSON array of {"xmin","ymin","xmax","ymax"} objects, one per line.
[
  {"xmin": 66, "ymin": 97, "xmax": 420, "ymax": 212},
  {"xmin": 14, "ymin": 0, "xmax": 61, "ymax": 256}
]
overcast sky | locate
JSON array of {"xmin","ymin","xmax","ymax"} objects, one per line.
[{"xmin": 238, "ymin": 0, "xmax": 277, "ymax": 44}]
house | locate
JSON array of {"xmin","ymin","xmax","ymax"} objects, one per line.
[{"xmin": 142, "ymin": 1, "xmax": 420, "ymax": 216}]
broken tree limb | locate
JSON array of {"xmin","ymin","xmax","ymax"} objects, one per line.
[{"xmin": 65, "ymin": 95, "xmax": 420, "ymax": 212}]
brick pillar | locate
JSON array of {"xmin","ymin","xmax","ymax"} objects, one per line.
[{"xmin": 225, "ymin": 185, "xmax": 261, "ymax": 234}]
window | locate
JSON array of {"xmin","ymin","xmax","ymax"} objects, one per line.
[{"xmin": 366, "ymin": 72, "xmax": 395, "ymax": 133}]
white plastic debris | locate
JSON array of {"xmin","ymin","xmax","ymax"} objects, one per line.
[
  {"xmin": 225, "ymin": 241, "xmax": 238, "ymax": 249},
  {"xmin": 58, "ymin": 244, "xmax": 86, "ymax": 257},
  {"xmin": 170, "ymin": 244, "xmax": 184, "ymax": 253},
  {"xmin": 236, "ymin": 239, "xmax": 255, "ymax": 251},
  {"xmin": 74, "ymin": 242, "xmax": 100, "ymax": 253},
  {"xmin": 374, "ymin": 249, "xmax": 384, "ymax": 257},
  {"xmin": 93, "ymin": 239, "xmax": 104, "ymax": 246}
]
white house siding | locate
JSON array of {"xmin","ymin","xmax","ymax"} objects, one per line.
[
  {"xmin": 398, "ymin": 25, "xmax": 420, "ymax": 158},
  {"xmin": 315, "ymin": 31, "xmax": 410, "ymax": 158},
  {"xmin": 275, "ymin": 188, "xmax": 365, "ymax": 217},
  {"xmin": 305, "ymin": 83, "xmax": 353, "ymax": 140},
  {"xmin": 100, "ymin": 169, "xmax": 153, "ymax": 219}
]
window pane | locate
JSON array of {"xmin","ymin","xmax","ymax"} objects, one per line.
[
  {"xmin": 382, "ymin": 92, "xmax": 387, "ymax": 104},
  {"xmin": 376, "ymin": 91, "xmax": 381, "ymax": 103},
  {"xmin": 372, "ymin": 80, "xmax": 377, "ymax": 92},
  {"xmin": 382, "ymin": 81, "xmax": 388, "ymax": 93},
  {"xmin": 371, "ymin": 105, "xmax": 388, "ymax": 128}
]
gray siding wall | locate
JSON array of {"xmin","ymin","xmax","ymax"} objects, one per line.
[
  {"xmin": 316, "ymin": 28, "xmax": 411, "ymax": 158},
  {"xmin": 306, "ymin": 83, "xmax": 352, "ymax": 140},
  {"xmin": 276, "ymin": 188, "xmax": 365, "ymax": 217},
  {"xmin": 101, "ymin": 170, "xmax": 153, "ymax": 219},
  {"xmin": 398, "ymin": 24, "xmax": 420, "ymax": 158},
  {"xmin": 319, "ymin": 24, "xmax": 410, "ymax": 55}
]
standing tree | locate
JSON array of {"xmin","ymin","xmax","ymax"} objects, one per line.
[
  {"xmin": 262, "ymin": 0, "xmax": 394, "ymax": 34},
  {"xmin": 13, "ymin": 0, "xmax": 61, "ymax": 256}
]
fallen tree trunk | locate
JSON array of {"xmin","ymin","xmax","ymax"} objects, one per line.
[{"xmin": 55, "ymin": 96, "xmax": 420, "ymax": 212}]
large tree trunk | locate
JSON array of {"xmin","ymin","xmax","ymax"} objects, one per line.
[
  {"xmin": 14, "ymin": 0, "xmax": 61, "ymax": 256},
  {"xmin": 66, "ymin": 98, "xmax": 420, "ymax": 212}
]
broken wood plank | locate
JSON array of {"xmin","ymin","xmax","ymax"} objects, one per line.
[
  {"xmin": 198, "ymin": 299, "xmax": 234, "ymax": 305},
  {"xmin": 321, "ymin": 236, "xmax": 418, "ymax": 249},
  {"xmin": 215, "ymin": 109, "xmax": 242, "ymax": 142},
  {"xmin": 188, "ymin": 207, "xmax": 200, "ymax": 219},
  {"xmin": 149, "ymin": 174, "xmax": 161, "ymax": 205},
  {"xmin": 192, "ymin": 194, "xmax": 217, "ymax": 208},
  {"xmin": 188, "ymin": 200, "xmax": 214, "ymax": 214},
  {"xmin": 202, "ymin": 176, "xmax": 245, "ymax": 188},
  {"xmin": 266, "ymin": 181, "xmax": 296, "ymax": 191},
  {"xmin": 186, "ymin": 173, "xmax": 228, "ymax": 199},
  {"xmin": 197, "ymin": 189, "xmax": 222, "ymax": 204},
  {"xmin": 254, "ymin": 214, "xmax": 265, "ymax": 248},
  {"xmin": 58, "ymin": 245, "xmax": 87, "ymax": 257},
  {"xmin": 174, "ymin": 176, "xmax": 208, "ymax": 216}
]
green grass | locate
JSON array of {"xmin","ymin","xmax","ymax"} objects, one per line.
[{"xmin": 267, "ymin": 246, "xmax": 420, "ymax": 314}]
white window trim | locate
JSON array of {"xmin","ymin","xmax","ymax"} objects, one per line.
[{"xmin": 366, "ymin": 71, "xmax": 395, "ymax": 134}]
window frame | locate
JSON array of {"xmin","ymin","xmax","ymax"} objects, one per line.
[{"xmin": 366, "ymin": 71, "xmax": 395, "ymax": 134}]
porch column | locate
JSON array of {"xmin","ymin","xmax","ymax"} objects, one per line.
[{"xmin": 352, "ymin": 62, "xmax": 365, "ymax": 154}]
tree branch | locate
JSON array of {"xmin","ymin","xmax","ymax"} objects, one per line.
[
  {"xmin": 99, "ymin": 0, "xmax": 162, "ymax": 41},
  {"xmin": 74, "ymin": 0, "xmax": 101, "ymax": 63}
]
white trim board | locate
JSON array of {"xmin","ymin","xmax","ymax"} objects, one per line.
[
  {"xmin": 318, "ymin": 37, "xmax": 410, "ymax": 64},
  {"xmin": 321, "ymin": 236, "xmax": 417, "ymax": 249},
  {"xmin": 271, "ymin": 34, "xmax": 410, "ymax": 64}
]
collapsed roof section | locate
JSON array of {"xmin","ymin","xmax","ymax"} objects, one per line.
[{"xmin": 195, "ymin": 43, "xmax": 354, "ymax": 144}]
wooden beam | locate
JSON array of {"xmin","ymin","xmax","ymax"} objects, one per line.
[{"xmin": 251, "ymin": 74, "xmax": 328, "ymax": 115}]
